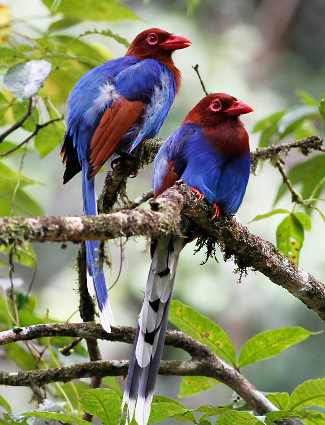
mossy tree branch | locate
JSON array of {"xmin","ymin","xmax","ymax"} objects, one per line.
[
  {"xmin": 0, "ymin": 322, "xmax": 292, "ymax": 421},
  {"xmin": 0, "ymin": 179, "xmax": 324, "ymax": 321}
]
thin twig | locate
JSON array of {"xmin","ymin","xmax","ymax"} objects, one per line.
[
  {"xmin": 0, "ymin": 98, "xmax": 33, "ymax": 143},
  {"xmin": 0, "ymin": 117, "xmax": 63, "ymax": 157},
  {"xmin": 275, "ymin": 159, "xmax": 307, "ymax": 205},
  {"xmin": 192, "ymin": 64, "xmax": 209, "ymax": 96},
  {"xmin": 123, "ymin": 190, "xmax": 154, "ymax": 210},
  {"xmin": 250, "ymin": 136, "xmax": 323, "ymax": 173}
]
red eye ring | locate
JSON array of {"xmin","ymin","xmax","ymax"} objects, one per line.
[
  {"xmin": 209, "ymin": 99, "xmax": 222, "ymax": 112},
  {"xmin": 147, "ymin": 32, "xmax": 159, "ymax": 45}
]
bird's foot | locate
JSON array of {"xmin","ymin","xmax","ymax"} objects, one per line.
[
  {"xmin": 111, "ymin": 152, "xmax": 128, "ymax": 170},
  {"xmin": 130, "ymin": 169, "xmax": 139, "ymax": 178},
  {"xmin": 190, "ymin": 188, "xmax": 205, "ymax": 201},
  {"xmin": 211, "ymin": 203, "xmax": 220, "ymax": 220}
]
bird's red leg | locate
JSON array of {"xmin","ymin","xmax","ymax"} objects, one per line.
[
  {"xmin": 211, "ymin": 202, "xmax": 220, "ymax": 220},
  {"xmin": 190, "ymin": 187, "xmax": 205, "ymax": 201}
]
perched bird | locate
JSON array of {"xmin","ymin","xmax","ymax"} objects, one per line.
[
  {"xmin": 60, "ymin": 28, "xmax": 191, "ymax": 332},
  {"xmin": 123, "ymin": 93, "xmax": 253, "ymax": 425}
]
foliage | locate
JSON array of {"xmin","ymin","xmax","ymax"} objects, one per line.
[{"xmin": 0, "ymin": 1, "xmax": 325, "ymax": 425}]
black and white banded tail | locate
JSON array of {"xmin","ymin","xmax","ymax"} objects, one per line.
[{"xmin": 122, "ymin": 234, "xmax": 184, "ymax": 425}]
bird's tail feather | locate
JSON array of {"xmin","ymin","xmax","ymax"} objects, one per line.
[
  {"xmin": 82, "ymin": 163, "xmax": 114, "ymax": 332},
  {"xmin": 122, "ymin": 234, "xmax": 183, "ymax": 425}
]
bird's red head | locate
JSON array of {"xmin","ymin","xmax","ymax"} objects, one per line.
[
  {"xmin": 125, "ymin": 28, "xmax": 191, "ymax": 60},
  {"xmin": 183, "ymin": 93, "xmax": 253, "ymax": 126},
  {"xmin": 182, "ymin": 93, "xmax": 253, "ymax": 156}
]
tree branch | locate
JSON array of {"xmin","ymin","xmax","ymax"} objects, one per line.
[
  {"xmin": 0, "ymin": 182, "xmax": 324, "ymax": 321},
  {"xmin": 0, "ymin": 322, "xmax": 282, "ymax": 417},
  {"xmin": 0, "ymin": 117, "xmax": 63, "ymax": 158},
  {"xmin": 0, "ymin": 98, "xmax": 33, "ymax": 143},
  {"xmin": 97, "ymin": 138, "xmax": 163, "ymax": 213},
  {"xmin": 250, "ymin": 135, "xmax": 323, "ymax": 173}
]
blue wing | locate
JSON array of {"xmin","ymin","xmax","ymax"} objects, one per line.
[
  {"xmin": 62, "ymin": 57, "xmax": 176, "ymax": 183},
  {"xmin": 153, "ymin": 123, "xmax": 250, "ymax": 215}
]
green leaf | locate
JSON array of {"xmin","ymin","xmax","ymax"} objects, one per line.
[
  {"xmin": 2, "ymin": 188, "xmax": 43, "ymax": 217},
  {"xmin": 0, "ymin": 244, "xmax": 36, "ymax": 268},
  {"xmin": 4, "ymin": 412, "xmax": 30, "ymax": 425},
  {"xmin": 55, "ymin": 35, "xmax": 112, "ymax": 63},
  {"xmin": 42, "ymin": 0, "xmax": 140, "ymax": 21},
  {"xmin": 198, "ymin": 421, "xmax": 213, "ymax": 425},
  {"xmin": 297, "ymin": 91, "xmax": 318, "ymax": 106},
  {"xmin": 187, "ymin": 0, "xmax": 201, "ymax": 15},
  {"xmin": 294, "ymin": 119, "xmax": 316, "ymax": 141},
  {"xmin": 0, "ymin": 105, "xmax": 10, "ymax": 126},
  {"xmin": 179, "ymin": 376, "xmax": 219, "ymax": 398},
  {"xmin": 195, "ymin": 404, "xmax": 231, "ymax": 421},
  {"xmin": 274, "ymin": 155, "xmax": 325, "ymax": 205},
  {"xmin": 294, "ymin": 212, "xmax": 312, "ymax": 231},
  {"xmin": 0, "ymin": 92, "xmax": 9, "ymax": 105},
  {"xmin": 4, "ymin": 60, "xmax": 52, "ymax": 101},
  {"xmin": 102, "ymin": 376, "xmax": 123, "ymax": 396},
  {"xmin": 302, "ymin": 410, "xmax": 325, "ymax": 425},
  {"xmin": 0, "ymin": 294, "xmax": 11, "ymax": 327},
  {"xmin": 59, "ymin": 382, "xmax": 90, "ymax": 411},
  {"xmin": 249, "ymin": 208, "xmax": 290, "ymax": 223},
  {"xmin": 319, "ymin": 98, "xmax": 325, "ymax": 121},
  {"xmin": 0, "ymin": 395, "xmax": 11, "ymax": 413},
  {"xmin": 34, "ymin": 120, "xmax": 64, "ymax": 158},
  {"xmin": 169, "ymin": 300, "xmax": 236, "ymax": 366},
  {"xmin": 217, "ymin": 411, "xmax": 264, "ymax": 424},
  {"xmin": 0, "ymin": 162, "xmax": 36, "ymax": 191},
  {"xmin": 149, "ymin": 402, "xmax": 188, "ymax": 424},
  {"xmin": 289, "ymin": 378, "xmax": 325, "ymax": 410},
  {"xmin": 276, "ymin": 214, "xmax": 304, "ymax": 265},
  {"xmin": 80, "ymin": 389, "xmax": 121, "ymax": 425},
  {"xmin": 23, "ymin": 412, "xmax": 90, "ymax": 425},
  {"xmin": 4, "ymin": 343, "xmax": 36, "ymax": 370},
  {"xmin": 12, "ymin": 99, "xmax": 38, "ymax": 132},
  {"xmin": 0, "ymin": 162, "xmax": 43, "ymax": 217},
  {"xmin": 152, "ymin": 397, "xmax": 197, "ymax": 423},
  {"xmin": 0, "ymin": 47, "xmax": 25, "ymax": 67},
  {"xmin": 277, "ymin": 106, "xmax": 319, "ymax": 138},
  {"xmin": 252, "ymin": 110, "xmax": 286, "ymax": 147},
  {"xmin": 265, "ymin": 410, "xmax": 325, "ymax": 425},
  {"xmin": 238, "ymin": 326, "xmax": 317, "ymax": 368},
  {"xmin": 48, "ymin": 17, "xmax": 81, "ymax": 32},
  {"xmin": 265, "ymin": 392, "xmax": 289, "ymax": 410},
  {"xmin": 0, "ymin": 141, "xmax": 25, "ymax": 156},
  {"xmin": 79, "ymin": 29, "xmax": 130, "ymax": 48}
]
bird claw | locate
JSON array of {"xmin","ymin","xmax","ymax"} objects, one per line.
[
  {"xmin": 211, "ymin": 203, "xmax": 220, "ymax": 220},
  {"xmin": 130, "ymin": 169, "xmax": 139, "ymax": 178},
  {"xmin": 111, "ymin": 157, "xmax": 121, "ymax": 170},
  {"xmin": 190, "ymin": 188, "xmax": 205, "ymax": 201},
  {"xmin": 111, "ymin": 152, "xmax": 128, "ymax": 170}
]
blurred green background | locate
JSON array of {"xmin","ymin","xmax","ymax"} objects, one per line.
[{"xmin": 0, "ymin": 0, "xmax": 325, "ymax": 415}]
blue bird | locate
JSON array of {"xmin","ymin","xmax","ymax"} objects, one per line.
[
  {"xmin": 123, "ymin": 93, "xmax": 253, "ymax": 425},
  {"xmin": 61, "ymin": 28, "xmax": 191, "ymax": 332}
]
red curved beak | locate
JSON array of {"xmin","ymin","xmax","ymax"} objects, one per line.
[
  {"xmin": 160, "ymin": 34, "xmax": 191, "ymax": 50},
  {"xmin": 225, "ymin": 101, "xmax": 254, "ymax": 116}
]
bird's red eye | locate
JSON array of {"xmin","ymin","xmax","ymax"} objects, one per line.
[
  {"xmin": 209, "ymin": 99, "xmax": 222, "ymax": 112},
  {"xmin": 147, "ymin": 33, "xmax": 159, "ymax": 45}
]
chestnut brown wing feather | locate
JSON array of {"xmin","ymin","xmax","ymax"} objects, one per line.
[
  {"xmin": 154, "ymin": 161, "xmax": 180, "ymax": 198},
  {"xmin": 88, "ymin": 97, "xmax": 145, "ymax": 179}
]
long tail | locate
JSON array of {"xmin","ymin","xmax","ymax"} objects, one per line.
[
  {"xmin": 82, "ymin": 162, "xmax": 114, "ymax": 332},
  {"xmin": 122, "ymin": 234, "xmax": 184, "ymax": 425}
]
